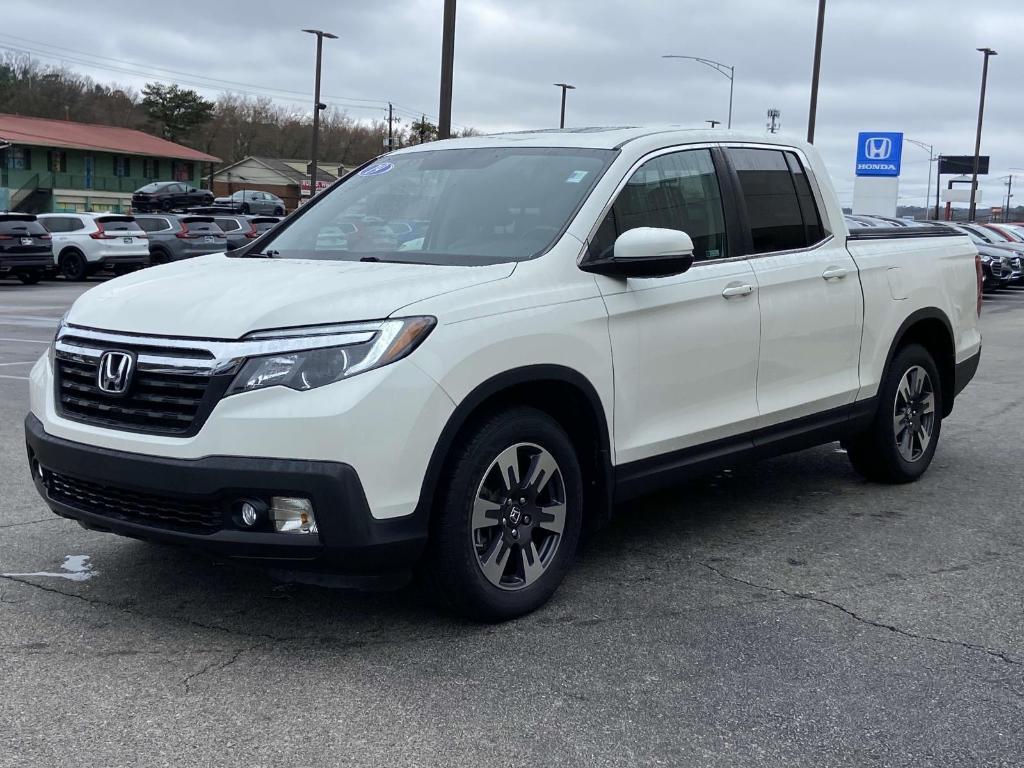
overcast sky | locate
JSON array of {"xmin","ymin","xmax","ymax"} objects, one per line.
[{"xmin": 4, "ymin": 0, "xmax": 1022, "ymax": 209}]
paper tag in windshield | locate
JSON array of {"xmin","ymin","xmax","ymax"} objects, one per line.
[{"xmin": 565, "ymin": 170, "xmax": 589, "ymax": 184}]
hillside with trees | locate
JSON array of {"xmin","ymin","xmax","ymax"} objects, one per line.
[{"xmin": 0, "ymin": 52, "xmax": 471, "ymax": 168}]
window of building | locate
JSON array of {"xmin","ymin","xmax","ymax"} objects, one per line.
[
  {"xmin": 113, "ymin": 156, "xmax": 131, "ymax": 177},
  {"xmin": 590, "ymin": 148, "xmax": 728, "ymax": 262},
  {"xmin": 727, "ymin": 148, "xmax": 822, "ymax": 253},
  {"xmin": 7, "ymin": 146, "xmax": 31, "ymax": 170},
  {"xmin": 172, "ymin": 161, "xmax": 194, "ymax": 182},
  {"xmin": 142, "ymin": 158, "xmax": 159, "ymax": 178},
  {"xmin": 47, "ymin": 151, "xmax": 67, "ymax": 173}
]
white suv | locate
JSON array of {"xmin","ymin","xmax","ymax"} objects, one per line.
[
  {"xmin": 26, "ymin": 129, "xmax": 981, "ymax": 620},
  {"xmin": 37, "ymin": 213, "xmax": 150, "ymax": 281}
]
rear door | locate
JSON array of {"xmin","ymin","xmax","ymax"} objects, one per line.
[
  {"xmin": 724, "ymin": 146, "xmax": 863, "ymax": 426},
  {"xmin": 96, "ymin": 216, "xmax": 146, "ymax": 253},
  {"xmin": 588, "ymin": 146, "xmax": 761, "ymax": 468}
]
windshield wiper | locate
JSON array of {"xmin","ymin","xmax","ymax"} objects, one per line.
[{"xmin": 244, "ymin": 249, "xmax": 279, "ymax": 258}]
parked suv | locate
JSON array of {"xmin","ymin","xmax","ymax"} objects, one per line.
[
  {"xmin": 212, "ymin": 190, "xmax": 286, "ymax": 215},
  {"xmin": 133, "ymin": 214, "xmax": 228, "ymax": 263},
  {"xmin": 211, "ymin": 215, "xmax": 282, "ymax": 250},
  {"xmin": 0, "ymin": 213, "xmax": 52, "ymax": 284},
  {"xmin": 26, "ymin": 130, "xmax": 982, "ymax": 620},
  {"xmin": 132, "ymin": 182, "xmax": 214, "ymax": 212},
  {"xmin": 38, "ymin": 213, "xmax": 150, "ymax": 281}
]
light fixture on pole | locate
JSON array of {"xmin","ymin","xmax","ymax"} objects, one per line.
[
  {"xmin": 906, "ymin": 138, "xmax": 937, "ymax": 218},
  {"xmin": 1005, "ymin": 168, "xmax": 1024, "ymax": 223},
  {"xmin": 662, "ymin": 55, "xmax": 734, "ymax": 129},
  {"xmin": 969, "ymin": 47, "xmax": 997, "ymax": 222},
  {"xmin": 553, "ymin": 83, "xmax": 576, "ymax": 129},
  {"xmin": 301, "ymin": 28, "xmax": 337, "ymax": 198}
]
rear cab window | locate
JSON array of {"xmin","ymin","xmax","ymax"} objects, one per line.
[
  {"xmin": 183, "ymin": 218, "xmax": 225, "ymax": 235},
  {"xmin": 214, "ymin": 218, "xmax": 242, "ymax": 232},
  {"xmin": 0, "ymin": 217, "xmax": 49, "ymax": 237},
  {"xmin": 135, "ymin": 217, "xmax": 172, "ymax": 233},
  {"xmin": 97, "ymin": 216, "xmax": 143, "ymax": 233}
]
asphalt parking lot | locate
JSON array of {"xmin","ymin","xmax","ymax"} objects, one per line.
[{"xmin": 1, "ymin": 279, "xmax": 1022, "ymax": 768}]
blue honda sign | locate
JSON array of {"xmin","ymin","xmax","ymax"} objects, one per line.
[{"xmin": 855, "ymin": 132, "xmax": 903, "ymax": 177}]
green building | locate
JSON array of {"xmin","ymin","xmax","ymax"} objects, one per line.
[{"xmin": 0, "ymin": 113, "xmax": 219, "ymax": 213}]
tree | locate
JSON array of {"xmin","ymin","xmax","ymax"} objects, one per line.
[
  {"xmin": 409, "ymin": 117, "xmax": 438, "ymax": 144},
  {"xmin": 141, "ymin": 82, "xmax": 214, "ymax": 143}
]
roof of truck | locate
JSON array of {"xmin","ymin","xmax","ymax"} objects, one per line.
[{"xmin": 393, "ymin": 127, "xmax": 806, "ymax": 153}]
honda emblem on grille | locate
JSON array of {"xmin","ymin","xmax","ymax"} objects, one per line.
[{"xmin": 97, "ymin": 351, "xmax": 134, "ymax": 394}]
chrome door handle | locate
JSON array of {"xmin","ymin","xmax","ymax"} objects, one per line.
[
  {"xmin": 722, "ymin": 284, "xmax": 754, "ymax": 298},
  {"xmin": 822, "ymin": 267, "xmax": 849, "ymax": 281}
]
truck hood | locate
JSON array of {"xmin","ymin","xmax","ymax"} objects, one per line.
[{"xmin": 67, "ymin": 254, "xmax": 516, "ymax": 338}]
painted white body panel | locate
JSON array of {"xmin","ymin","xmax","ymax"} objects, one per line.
[
  {"xmin": 37, "ymin": 213, "xmax": 149, "ymax": 265},
  {"xmin": 28, "ymin": 128, "xmax": 982, "ymax": 521}
]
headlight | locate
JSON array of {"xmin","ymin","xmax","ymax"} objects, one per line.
[
  {"xmin": 226, "ymin": 316, "xmax": 435, "ymax": 395},
  {"xmin": 49, "ymin": 312, "xmax": 69, "ymax": 367}
]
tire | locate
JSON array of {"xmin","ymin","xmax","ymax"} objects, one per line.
[
  {"xmin": 150, "ymin": 248, "xmax": 170, "ymax": 266},
  {"xmin": 241, "ymin": 203, "xmax": 251, "ymax": 215},
  {"xmin": 59, "ymin": 250, "xmax": 89, "ymax": 282},
  {"xmin": 274, "ymin": 207, "xmax": 284, "ymax": 216},
  {"xmin": 16, "ymin": 271, "xmax": 42, "ymax": 285},
  {"xmin": 844, "ymin": 343, "xmax": 943, "ymax": 484},
  {"xmin": 422, "ymin": 407, "xmax": 584, "ymax": 621}
]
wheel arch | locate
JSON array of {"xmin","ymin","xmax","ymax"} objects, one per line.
[
  {"xmin": 883, "ymin": 308, "xmax": 956, "ymax": 416},
  {"xmin": 414, "ymin": 365, "xmax": 614, "ymax": 534}
]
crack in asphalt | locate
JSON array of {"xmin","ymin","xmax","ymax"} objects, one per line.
[
  {"xmin": 181, "ymin": 644, "xmax": 264, "ymax": 694},
  {"xmin": 0, "ymin": 517, "xmax": 59, "ymax": 529},
  {"xmin": 0, "ymin": 573, "xmax": 282, "ymax": 642},
  {"xmin": 698, "ymin": 561, "xmax": 1022, "ymax": 667}
]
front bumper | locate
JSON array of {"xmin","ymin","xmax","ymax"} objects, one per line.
[{"xmin": 25, "ymin": 414, "xmax": 428, "ymax": 576}]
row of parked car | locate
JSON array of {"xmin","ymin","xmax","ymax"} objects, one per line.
[
  {"xmin": 845, "ymin": 214, "xmax": 1024, "ymax": 293},
  {"xmin": 0, "ymin": 211, "xmax": 281, "ymax": 283},
  {"xmin": 131, "ymin": 182, "xmax": 287, "ymax": 216}
]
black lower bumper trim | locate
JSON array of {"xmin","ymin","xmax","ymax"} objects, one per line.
[
  {"xmin": 954, "ymin": 349, "xmax": 981, "ymax": 399},
  {"xmin": 24, "ymin": 414, "xmax": 427, "ymax": 574}
]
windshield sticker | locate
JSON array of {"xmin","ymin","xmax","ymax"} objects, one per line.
[
  {"xmin": 566, "ymin": 170, "xmax": 589, "ymax": 184},
  {"xmin": 359, "ymin": 162, "xmax": 395, "ymax": 177}
]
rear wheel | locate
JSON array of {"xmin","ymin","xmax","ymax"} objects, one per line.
[
  {"xmin": 844, "ymin": 343, "xmax": 942, "ymax": 483},
  {"xmin": 16, "ymin": 270, "xmax": 42, "ymax": 285},
  {"xmin": 274, "ymin": 207, "xmax": 285, "ymax": 216},
  {"xmin": 60, "ymin": 250, "xmax": 89, "ymax": 282},
  {"xmin": 150, "ymin": 249, "xmax": 170, "ymax": 266},
  {"xmin": 422, "ymin": 407, "xmax": 583, "ymax": 621}
]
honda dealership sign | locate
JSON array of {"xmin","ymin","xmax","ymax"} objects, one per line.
[{"xmin": 855, "ymin": 132, "xmax": 904, "ymax": 177}]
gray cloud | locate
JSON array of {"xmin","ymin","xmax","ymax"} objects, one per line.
[{"xmin": 4, "ymin": 0, "xmax": 1021, "ymax": 208}]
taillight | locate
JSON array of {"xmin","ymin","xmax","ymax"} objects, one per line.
[
  {"xmin": 175, "ymin": 223, "xmax": 192, "ymax": 239},
  {"xmin": 89, "ymin": 222, "xmax": 115, "ymax": 239},
  {"xmin": 0, "ymin": 234, "xmax": 13, "ymax": 240},
  {"xmin": 976, "ymin": 254, "xmax": 983, "ymax": 316},
  {"xmin": 39, "ymin": 233, "xmax": 51, "ymax": 240}
]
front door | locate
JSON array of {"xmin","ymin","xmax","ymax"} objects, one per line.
[
  {"xmin": 82, "ymin": 156, "xmax": 94, "ymax": 189},
  {"xmin": 724, "ymin": 146, "xmax": 863, "ymax": 425},
  {"xmin": 588, "ymin": 147, "xmax": 761, "ymax": 466}
]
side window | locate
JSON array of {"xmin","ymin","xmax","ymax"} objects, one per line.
[
  {"xmin": 590, "ymin": 148, "xmax": 728, "ymax": 262},
  {"xmin": 67, "ymin": 217, "xmax": 85, "ymax": 232},
  {"xmin": 728, "ymin": 148, "xmax": 810, "ymax": 253},
  {"xmin": 785, "ymin": 152, "xmax": 826, "ymax": 244},
  {"xmin": 41, "ymin": 217, "xmax": 67, "ymax": 233}
]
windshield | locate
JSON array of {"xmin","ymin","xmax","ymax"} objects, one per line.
[{"xmin": 253, "ymin": 147, "xmax": 615, "ymax": 265}]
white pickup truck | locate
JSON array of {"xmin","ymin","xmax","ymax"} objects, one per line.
[{"xmin": 26, "ymin": 129, "xmax": 982, "ymax": 620}]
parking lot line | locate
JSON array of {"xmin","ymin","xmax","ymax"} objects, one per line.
[
  {"xmin": 0, "ymin": 374, "xmax": 29, "ymax": 380},
  {"xmin": 0, "ymin": 361, "xmax": 36, "ymax": 366},
  {"xmin": 0, "ymin": 338, "xmax": 50, "ymax": 345}
]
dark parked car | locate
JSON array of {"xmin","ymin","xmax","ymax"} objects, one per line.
[
  {"xmin": 133, "ymin": 214, "xmax": 228, "ymax": 264},
  {"xmin": 212, "ymin": 190, "xmax": 286, "ymax": 215},
  {"xmin": 0, "ymin": 213, "xmax": 52, "ymax": 284},
  {"xmin": 132, "ymin": 182, "xmax": 214, "ymax": 212},
  {"xmin": 210, "ymin": 215, "xmax": 282, "ymax": 250}
]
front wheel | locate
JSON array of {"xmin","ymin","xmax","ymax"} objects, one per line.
[
  {"xmin": 844, "ymin": 343, "xmax": 942, "ymax": 483},
  {"xmin": 422, "ymin": 407, "xmax": 583, "ymax": 621}
]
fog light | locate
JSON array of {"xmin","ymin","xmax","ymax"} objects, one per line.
[
  {"xmin": 240, "ymin": 502, "xmax": 259, "ymax": 527},
  {"xmin": 270, "ymin": 497, "xmax": 317, "ymax": 534},
  {"xmin": 232, "ymin": 497, "xmax": 268, "ymax": 529}
]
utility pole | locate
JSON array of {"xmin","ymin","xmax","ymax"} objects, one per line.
[
  {"xmin": 906, "ymin": 139, "xmax": 936, "ymax": 218},
  {"xmin": 553, "ymin": 83, "xmax": 575, "ymax": 129},
  {"xmin": 807, "ymin": 0, "xmax": 827, "ymax": 143},
  {"xmin": 935, "ymin": 156, "xmax": 942, "ymax": 221},
  {"xmin": 969, "ymin": 47, "xmax": 997, "ymax": 222},
  {"xmin": 766, "ymin": 108, "xmax": 781, "ymax": 134},
  {"xmin": 438, "ymin": 0, "xmax": 457, "ymax": 139},
  {"xmin": 302, "ymin": 28, "xmax": 337, "ymax": 198},
  {"xmin": 387, "ymin": 102, "xmax": 394, "ymax": 151},
  {"xmin": 419, "ymin": 114, "xmax": 426, "ymax": 144},
  {"xmin": 1004, "ymin": 175, "xmax": 1013, "ymax": 223}
]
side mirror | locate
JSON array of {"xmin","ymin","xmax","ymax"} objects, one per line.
[{"xmin": 582, "ymin": 227, "xmax": 695, "ymax": 278}]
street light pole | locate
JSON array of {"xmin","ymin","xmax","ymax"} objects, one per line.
[
  {"xmin": 302, "ymin": 28, "xmax": 337, "ymax": 198},
  {"xmin": 661, "ymin": 55, "xmax": 734, "ymax": 128},
  {"xmin": 906, "ymin": 138, "xmax": 936, "ymax": 218},
  {"xmin": 553, "ymin": 83, "xmax": 576, "ymax": 129},
  {"xmin": 807, "ymin": 0, "xmax": 827, "ymax": 143},
  {"xmin": 969, "ymin": 47, "xmax": 997, "ymax": 222},
  {"xmin": 438, "ymin": 0, "xmax": 457, "ymax": 139}
]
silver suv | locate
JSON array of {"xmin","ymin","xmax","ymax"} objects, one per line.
[{"xmin": 133, "ymin": 214, "xmax": 228, "ymax": 264}]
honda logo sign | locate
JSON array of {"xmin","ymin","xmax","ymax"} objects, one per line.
[
  {"xmin": 97, "ymin": 351, "xmax": 134, "ymax": 395},
  {"xmin": 856, "ymin": 131, "xmax": 903, "ymax": 177}
]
